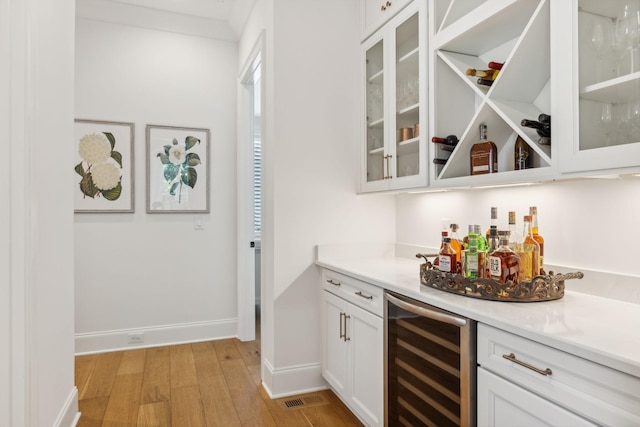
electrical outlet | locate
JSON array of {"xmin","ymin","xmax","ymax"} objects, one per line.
[
  {"xmin": 128, "ymin": 332, "xmax": 144, "ymax": 344},
  {"xmin": 194, "ymin": 216, "xmax": 204, "ymax": 230}
]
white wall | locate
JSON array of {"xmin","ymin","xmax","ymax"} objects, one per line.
[
  {"xmin": 2, "ymin": 0, "xmax": 78, "ymax": 425},
  {"xmin": 74, "ymin": 17, "xmax": 239, "ymax": 352},
  {"xmin": 239, "ymin": 0, "xmax": 396, "ymax": 397},
  {"xmin": 396, "ymin": 176, "xmax": 640, "ymax": 277}
]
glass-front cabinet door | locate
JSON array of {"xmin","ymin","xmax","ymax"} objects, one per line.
[
  {"xmin": 557, "ymin": 0, "xmax": 640, "ymax": 173},
  {"xmin": 361, "ymin": 1, "xmax": 427, "ymax": 193}
]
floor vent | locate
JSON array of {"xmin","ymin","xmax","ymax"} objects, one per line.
[{"xmin": 278, "ymin": 393, "xmax": 328, "ymax": 410}]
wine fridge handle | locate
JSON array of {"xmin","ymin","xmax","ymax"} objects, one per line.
[{"xmin": 385, "ymin": 293, "xmax": 467, "ymax": 327}]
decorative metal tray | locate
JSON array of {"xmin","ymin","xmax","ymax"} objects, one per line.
[{"xmin": 416, "ymin": 253, "xmax": 583, "ymax": 302}]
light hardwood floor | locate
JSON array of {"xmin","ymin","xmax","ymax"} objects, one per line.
[{"xmin": 75, "ymin": 337, "xmax": 364, "ymax": 426}]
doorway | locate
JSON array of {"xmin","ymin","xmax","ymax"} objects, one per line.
[{"xmin": 238, "ymin": 35, "xmax": 264, "ymax": 343}]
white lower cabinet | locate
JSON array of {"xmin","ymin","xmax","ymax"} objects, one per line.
[
  {"xmin": 477, "ymin": 368, "xmax": 596, "ymax": 426},
  {"xmin": 321, "ymin": 276, "xmax": 383, "ymax": 427},
  {"xmin": 477, "ymin": 323, "xmax": 640, "ymax": 427}
]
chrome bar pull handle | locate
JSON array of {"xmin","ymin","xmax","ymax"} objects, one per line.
[
  {"xmin": 344, "ymin": 315, "xmax": 350, "ymax": 341},
  {"xmin": 355, "ymin": 291, "xmax": 373, "ymax": 300},
  {"xmin": 503, "ymin": 353, "xmax": 552, "ymax": 376},
  {"xmin": 326, "ymin": 279, "xmax": 341, "ymax": 287}
]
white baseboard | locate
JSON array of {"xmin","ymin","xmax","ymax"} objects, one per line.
[
  {"xmin": 75, "ymin": 319, "xmax": 237, "ymax": 355},
  {"xmin": 261, "ymin": 358, "xmax": 328, "ymax": 398},
  {"xmin": 54, "ymin": 387, "xmax": 80, "ymax": 427}
]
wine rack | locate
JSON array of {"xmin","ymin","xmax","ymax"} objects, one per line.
[{"xmin": 430, "ymin": 0, "xmax": 554, "ymax": 186}]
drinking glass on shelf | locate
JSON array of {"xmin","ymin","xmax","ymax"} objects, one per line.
[
  {"xmin": 591, "ymin": 20, "xmax": 607, "ymax": 81},
  {"xmin": 617, "ymin": 1, "xmax": 640, "ymax": 73},
  {"xmin": 600, "ymin": 102, "xmax": 614, "ymax": 145}
]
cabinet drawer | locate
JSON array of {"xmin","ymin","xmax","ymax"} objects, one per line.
[
  {"xmin": 322, "ymin": 269, "xmax": 383, "ymax": 317},
  {"xmin": 478, "ymin": 323, "xmax": 640, "ymax": 426},
  {"xmin": 360, "ymin": 0, "xmax": 413, "ymax": 41}
]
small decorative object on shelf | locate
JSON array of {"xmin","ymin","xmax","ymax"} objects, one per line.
[{"xmin": 415, "ymin": 253, "xmax": 583, "ymax": 302}]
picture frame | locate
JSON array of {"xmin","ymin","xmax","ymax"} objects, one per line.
[
  {"xmin": 146, "ymin": 125, "xmax": 210, "ymax": 213},
  {"xmin": 74, "ymin": 119, "xmax": 135, "ymax": 213}
]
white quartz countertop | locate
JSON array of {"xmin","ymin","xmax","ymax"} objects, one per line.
[{"xmin": 316, "ymin": 243, "xmax": 640, "ymax": 378}]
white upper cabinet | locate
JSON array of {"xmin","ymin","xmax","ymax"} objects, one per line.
[
  {"xmin": 360, "ymin": 0, "xmax": 414, "ymax": 41},
  {"xmin": 360, "ymin": 1, "xmax": 428, "ymax": 193},
  {"xmin": 429, "ymin": 0, "xmax": 557, "ymax": 188},
  {"xmin": 556, "ymin": 0, "xmax": 640, "ymax": 174}
]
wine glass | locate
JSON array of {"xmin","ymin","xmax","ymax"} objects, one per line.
[
  {"xmin": 617, "ymin": 1, "xmax": 640, "ymax": 73},
  {"xmin": 591, "ymin": 20, "xmax": 607, "ymax": 81},
  {"xmin": 600, "ymin": 102, "xmax": 614, "ymax": 145}
]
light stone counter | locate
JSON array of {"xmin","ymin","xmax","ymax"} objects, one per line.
[{"xmin": 316, "ymin": 243, "xmax": 640, "ymax": 378}]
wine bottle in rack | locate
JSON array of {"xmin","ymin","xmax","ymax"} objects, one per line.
[
  {"xmin": 514, "ymin": 136, "xmax": 531, "ymax": 170},
  {"xmin": 465, "ymin": 68, "xmax": 499, "ymax": 80},
  {"xmin": 431, "ymin": 135, "xmax": 459, "ymax": 147},
  {"xmin": 470, "ymin": 124, "xmax": 498, "ymax": 175},
  {"xmin": 488, "ymin": 61, "xmax": 504, "ymax": 70},
  {"xmin": 433, "ymin": 158, "xmax": 449, "ymax": 165},
  {"xmin": 520, "ymin": 114, "xmax": 551, "ymax": 138},
  {"xmin": 476, "ymin": 78, "xmax": 494, "ymax": 87}
]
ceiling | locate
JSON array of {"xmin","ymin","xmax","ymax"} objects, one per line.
[{"xmin": 106, "ymin": 0, "xmax": 237, "ymax": 21}]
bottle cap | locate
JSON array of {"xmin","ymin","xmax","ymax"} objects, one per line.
[
  {"xmin": 508, "ymin": 211, "xmax": 516, "ymax": 224},
  {"xmin": 490, "ymin": 207, "xmax": 497, "ymax": 219},
  {"xmin": 524, "ymin": 215, "xmax": 532, "ymax": 222},
  {"xmin": 530, "ymin": 206, "xmax": 538, "ymax": 215},
  {"xmin": 450, "ymin": 224, "xmax": 459, "ymax": 232}
]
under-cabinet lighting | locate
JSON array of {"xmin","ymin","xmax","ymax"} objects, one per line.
[
  {"xmin": 406, "ymin": 189, "xmax": 449, "ymax": 194},
  {"xmin": 470, "ymin": 182, "xmax": 541, "ymax": 190}
]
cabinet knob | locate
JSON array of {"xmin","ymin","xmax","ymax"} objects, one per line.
[{"xmin": 381, "ymin": 5, "xmax": 386, "ymax": 11}]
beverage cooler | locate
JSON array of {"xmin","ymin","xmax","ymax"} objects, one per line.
[{"xmin": 384, "ymin": 292, "xmax": 476, "ymax": 427}]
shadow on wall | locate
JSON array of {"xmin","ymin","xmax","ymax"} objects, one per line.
[{"xmin": 273, "ymin": 264, "xmax": 323, "ymax": 367}]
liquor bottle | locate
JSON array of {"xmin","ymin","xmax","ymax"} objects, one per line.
[
  {"xmin": 431, "ymin": 135, "xmax": 459, "ymax": 147},
  {"xmin": 529, "ymin": 206, "xmax": 545, "ymax": 274},
  {"xmin": 488, "ymin": 61, "xmax": 504, "ymax": 70},
  {"xmin": 488, "ymin": 231, "xmax": 520, "ymax": 284},
  {"xmin": 470, "ymin": 124, "xmax": 498, "ymax": 175},
  {"xmin": 463, "ymin": 224, "xmax": 473, "ymax": 249},
  {"xmin": 433, "ymin": 230, "xmax": 449, "ymax": 267},
  {"xmin": 473, "ymin": 224, "xmax": 488, "ymax": 252},
  {"xmin": 476, "ymin": 77, "xmax": 494, "ymax": 87},
  {"xmin": 485, "ymin": 207, "xmax": 498, "ymax": 241},
  {"xmin": 518, "ymin": 215, "xmax": 540, "ymax": 282},
  {"xmin": 438, "ymin": 237, "xmax": 458, "ymax": 274},
  {"xmin": 521, "ymin": 118, "xmax": 551, "ymax": 138},
  {"xmin": 486, "ymin": 226, "xmax": 500, "ymax": 254},
  {"xmin": 463, "ymin": 234, "xmax": 484, "ymax": 279},
  {"xmin": 465, "ymin": 68, "xmax": 499, "ymax": 80},
  {"xmin": 450, "ymin": 224, "xmax": 463, "ymax": 267},
  {"xmin": 507, "ymin": 211, "xmax": 523, "ymax": 251},
  {"xmin": 514, "ymin": 136, "xmax": 532, "ymax": 170}
]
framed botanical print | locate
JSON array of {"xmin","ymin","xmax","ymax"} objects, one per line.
[
  {"xmin": 146, "ymin": 125, "xmax": 210, "ymax": 213},
  {"xmin": 74, "ymin": 119, "xmax": 135, "ymax": 213}
]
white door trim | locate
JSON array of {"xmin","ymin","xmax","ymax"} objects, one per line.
[{"xmin": 237, "ymin": 31, "xmax": 265, "ymax": 342}]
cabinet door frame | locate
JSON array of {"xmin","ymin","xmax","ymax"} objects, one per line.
[
  {"xmin": 554, "ymin": 0, "xmax": 640, "ymax": 174},
  {"xmin": 359, "ymin": 0, "xmax": 428, "ymax": 193},
  {"xmin": 321, "ymin": 290, "xmax": 349, "ymax": 397},
  {"xmin": 347, "ymin": 302, "xmax": 384, "ymax": 427}
]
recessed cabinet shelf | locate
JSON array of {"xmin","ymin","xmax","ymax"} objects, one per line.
[{"xmin": 431, "ymin": 0, "xmax": 553, "ymax": 186}]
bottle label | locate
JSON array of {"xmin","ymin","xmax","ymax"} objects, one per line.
[
  {"xmin": 466, "ymin": 253, "xmax": 478, "ymax": 276},
  {"xmin": 439, "ymin": 255, "xmax": 452, "ymax": 272},
  {"xmin": 489, "ymin": 256, "xmax": 501, "ymax": 277}
]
